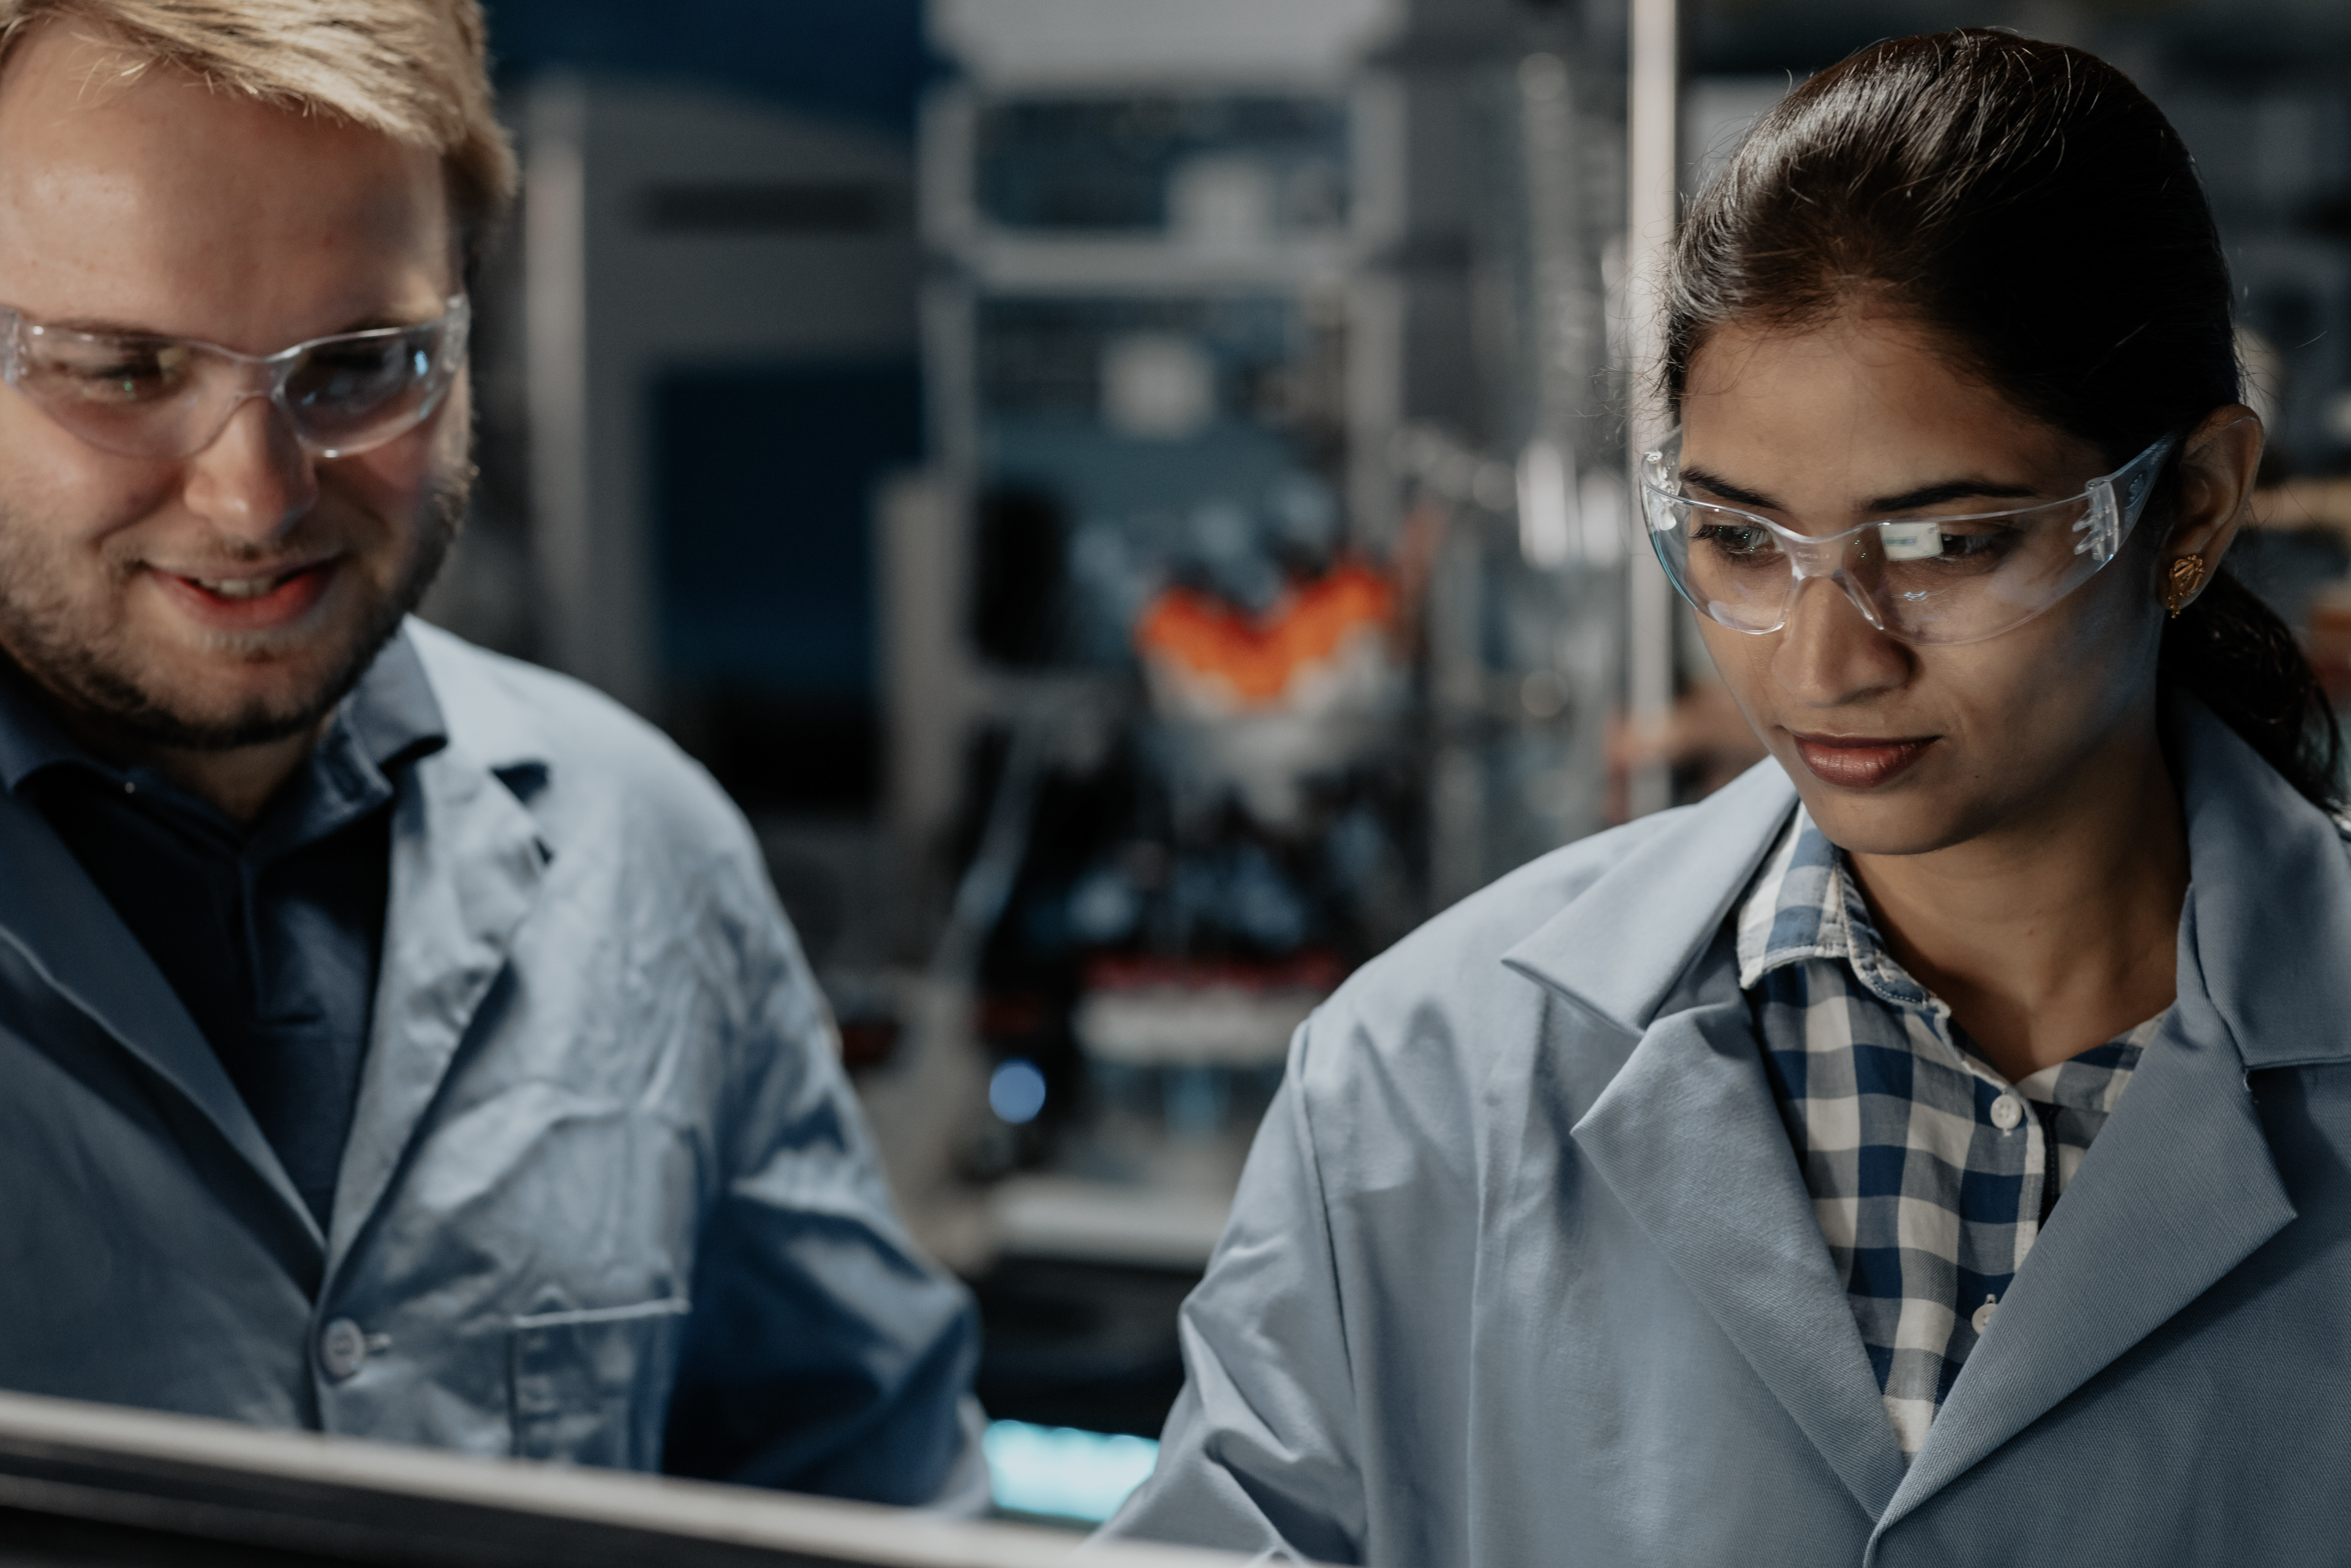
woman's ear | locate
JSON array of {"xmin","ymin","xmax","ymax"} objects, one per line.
[{"xmin": 2163, "ymin": 404, "xmax": 2264, "ymax": 613}]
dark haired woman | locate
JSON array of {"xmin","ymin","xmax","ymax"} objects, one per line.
[{"xmin": 1104, "ymin": 29, "xmax": 2351, "ymax": 1567}]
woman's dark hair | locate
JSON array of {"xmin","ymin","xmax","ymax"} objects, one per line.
[{"xmin": 1662, "ymin": 28, "xmax": 2342, "ymax": 808}]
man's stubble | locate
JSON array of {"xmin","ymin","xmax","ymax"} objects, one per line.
[{"xmin": 0, "ymin": 468, "xmax": 469, "ymax": 754}]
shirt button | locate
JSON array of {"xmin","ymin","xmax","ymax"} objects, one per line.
[
  {"xmin": 1972, "ymin": 1296, "xmax": 1999, "ymax": 1334},
  {"xmin": 317, "ymin": 1318, "xmax": 369, "ymax": 1381},
  {"xmin": 1991, "ymin": 1094, "xmax": 2024, "ymax": 1130}
]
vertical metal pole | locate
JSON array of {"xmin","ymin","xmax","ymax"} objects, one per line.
[
  {"xmin": 1623, "ymin": 0, "xmax": 1678, "ymax": 817},
  {"xmin": 523, "ymin": 79, "xmax": 595, "ymax": 693}
]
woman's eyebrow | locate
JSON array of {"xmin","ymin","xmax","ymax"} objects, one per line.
[
  {"xmin": 1868, "ymin": 478, "xmax": 2045, "ymax": 511},
  {"xmin": 1684, "ymin": 465, "xmax": 2051, "ymax": 515},
  {"xmin": 1679, "ymin": 464, "xmax": 1782, "ymax": 510}
]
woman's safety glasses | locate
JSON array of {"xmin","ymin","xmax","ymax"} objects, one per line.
[
  {"xmin": 1639, "ymin": 430, "xmax": 2176, "ymax": 646},
  {"xmin": 0, "ymin": 295, "xmax": 470, "ymax": 461}
]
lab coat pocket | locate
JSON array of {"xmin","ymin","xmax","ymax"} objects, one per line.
[{"xmin": 508, "ymin": 1296, "xmax": 691, "ymax": 1468}]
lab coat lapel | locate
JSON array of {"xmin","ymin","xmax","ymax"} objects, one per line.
[
  {"xmin": 1878, "ymin": 980, "xmax": 2291, "ymax": 1530},
  {"xmin": 0, "ymin": 788, "xmax": 323, "ymax": 1247},
  {"xmin": 1508, "ymin": 760, "xmax": 1906, "ymax": 1516},
  {"xmin": 1880, "ymin": 701, "xmax": 2336, "ymax": 1529},
  {"xmin": 1571, "ymin": 995, "xmax": 1910, "ymax": 1522},
  {"xmin": 328, "ymin": 736, "xmax": 547, "ymax": 1261},
  {"xmin": 1503, "ymin": 757, "xmax": 1798, "ymax": 1029}
]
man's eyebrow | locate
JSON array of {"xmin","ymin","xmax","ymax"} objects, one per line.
[{"xmin": 31, "ymin": 314, "xmax": 170, "ymax": 338}]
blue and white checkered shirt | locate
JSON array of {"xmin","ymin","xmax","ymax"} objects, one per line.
[{"xmin": 1736, "ymin": 808, "xmax": 2165, "ymax": 1458}]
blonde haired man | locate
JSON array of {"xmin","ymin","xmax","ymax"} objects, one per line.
[{"xmin": 0, "ymin": 0, "xmax": 983, "ymax": 1506}]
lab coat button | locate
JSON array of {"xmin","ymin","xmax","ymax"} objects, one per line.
[
  {"xmin": 1991, "ymin": 1094, "xmax": 2023, "ymax": 1130},
  {"xmin": 1971, "ymin": 1297, "xmax": 1999, "ymax": 1334},
  {"xmin": 317, "ymin": 1318, "xmax": 368, "ymax": 1380}
]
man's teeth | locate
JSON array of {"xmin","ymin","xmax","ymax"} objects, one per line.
[{"xmin": 192, "ymin": 573, "xmax": 289, "ymax": 599}]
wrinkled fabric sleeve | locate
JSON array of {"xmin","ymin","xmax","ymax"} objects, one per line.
[
  {"xmin": 660, "ymin": 862, "xmax": 984, "ymax": 1510},
  {"xmin": 1100, "ymin": 1018, "xmax": 1366, "ymax": 1562}
]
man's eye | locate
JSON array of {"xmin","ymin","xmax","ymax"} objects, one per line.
[
  {"xmin": 86, "ymin": 358, "xmax": 166, "ymax": 385},
  {"xmin": 31, "ymin": 341, "xmax": 191, "ymax": 403},
  {"xmin": 308, "ymin": 343, "xmax": 403, "ymax": 375},
  {"xmin": 283, "ymin": 337, "xmax": 430, "ymax": 419}
]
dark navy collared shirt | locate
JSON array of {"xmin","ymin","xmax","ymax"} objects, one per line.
[{"xmin": 0, "ymin": 632, "xmax": 446, "ymax": 1228}]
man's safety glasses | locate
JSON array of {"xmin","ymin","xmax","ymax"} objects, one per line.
[
  {"xmin": 0, "ymin": 295, "xmax": 470, "ymax": 461},
  {"xmin": 1638, "ymin": 430, "xmax": 2177, "ymax": 647}
]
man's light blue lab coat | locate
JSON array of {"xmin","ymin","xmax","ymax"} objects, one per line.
[
  {"xmin": 1109, "ymin": 701, "xmax": 2351, "ymax": 1564},
  {"xmin": 0, "ymin": 621, "xmax": 983, "ymax": 1507}
]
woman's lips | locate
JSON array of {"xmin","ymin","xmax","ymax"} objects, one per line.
[{"xmin": 1791, "ymin": 732, "xmax": 1934, "ymax": 789}]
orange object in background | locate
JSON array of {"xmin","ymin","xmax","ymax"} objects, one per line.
[{"xmin": 1135, "ymin": 561, "xmax": 1395, "ymax": 707}]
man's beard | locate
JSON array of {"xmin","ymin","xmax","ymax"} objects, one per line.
[{"xmin": 0, "ymin": 474, "xmax": 467, "ymax": 754}]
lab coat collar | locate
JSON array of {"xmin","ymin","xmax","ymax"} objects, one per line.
[
  {"xmin": 400, "ymin": 619, "xmax": 557, "ymax": 780},
  {"xmin": 2166, "ymin": 695, "xmax": 2351, "ymax": 1071},
  {"xmin": 1501, "ymin": 755, "xmax": 1798, "ymax": 1034},
  {"xmin": 325, "ymin": 622, "xmax": 553, "ymax": 1265},
  {"xmin": 1505, "ymin": 691, "xmax": 2351, "ymax": 1072}
]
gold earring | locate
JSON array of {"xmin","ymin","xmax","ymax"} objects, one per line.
[{"xmin": 2164, "ymin": 555, "xmax": 2207, "ymax": 618}]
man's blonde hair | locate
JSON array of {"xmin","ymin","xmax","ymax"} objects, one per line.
[{"xmin": 0, "ymin": 0, "xmax": 517, "ymax": 264}]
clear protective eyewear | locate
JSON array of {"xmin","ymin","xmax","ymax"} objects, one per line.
[
  {"xmin": 0, "ymin": 294, "xmax": 471, "ymax": 461},
  {"xmin": 1639, "ymin": 429, "xmax": 2177, "ymax": 646}
]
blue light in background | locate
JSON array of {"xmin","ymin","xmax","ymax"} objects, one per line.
[
  {"xmin": 983, "ymin": 1420, "xmax": 1159, "ymax": 1524},
  {"xmin": 989, "ymin": 1058, "xmax": 1048, "ymax": 1124}
]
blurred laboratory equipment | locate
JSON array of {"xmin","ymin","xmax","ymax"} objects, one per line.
[{"xmin": 846, "ymin": 0, "xmax": 1638, "ymax": 1491}]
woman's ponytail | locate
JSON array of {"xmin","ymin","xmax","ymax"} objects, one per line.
[{"xmin": 2161, "ymin": 568, "xmax": 2342, "ymax": 808}]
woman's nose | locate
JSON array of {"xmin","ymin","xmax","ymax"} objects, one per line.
[{"xmin": 1770, "ymin": 573, "xmax": 1912, "ymax": 708}]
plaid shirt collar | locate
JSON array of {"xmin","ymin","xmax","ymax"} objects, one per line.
[
  {"xmin": 1732, "ymin": 808, "xmax": 2163, "ymax": 1100},
  {"xmin": 1734, "ymin": 804, "xmax": 1941, "ymax": 1014}
]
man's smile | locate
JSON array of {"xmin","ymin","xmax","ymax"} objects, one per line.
[{"xmin": 146, "ymin": 555, "xmax": 339, "ymax": 631}]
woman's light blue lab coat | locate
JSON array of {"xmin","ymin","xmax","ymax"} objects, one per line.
[{"xmin": 1107, "ymin": 700, "xmax": 2351, "ymax": 1565}]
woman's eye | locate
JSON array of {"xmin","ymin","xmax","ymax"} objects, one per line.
[
  {"xmin": 1693, "ymin": 520, "xmax": 1780, "ymax": 560},
  {"xmin": 1877, "ymin": 518, "xmax": 2024, "ymax": 568}
]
